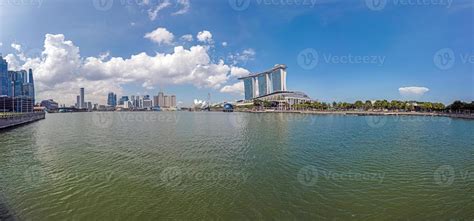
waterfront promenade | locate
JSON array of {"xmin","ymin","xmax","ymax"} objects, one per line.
[{"xmin": 0, "ymin": 112, "xmax": 46, "ymax": 130}]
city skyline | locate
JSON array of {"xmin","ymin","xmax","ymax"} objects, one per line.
[{"xmin": 0, "ymin": 0, "xmax": 472, "ymax": 106}]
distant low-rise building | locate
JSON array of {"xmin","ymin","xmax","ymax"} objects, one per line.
[{"xmin": 40, "ymin": 99, "xmax": 59, "ymax": 112}]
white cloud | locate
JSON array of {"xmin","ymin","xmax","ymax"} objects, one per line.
[
  {"xmin": 4, "ymin": 54, "xmax": 21, "ymax": 70},
  {"xmin": 230, "ymin": 66, "xmax": 250, "ymax": 78},
  {"xmin": 147, "ymin": 0, "xmax": 171, "ymax": 21},
  {"xmin": 180, "ymin": 34, "xmax": 193, "ymax": 42},
  {"xmin": 228, "ymin": 48, "xmax": 256, "ymax": 65},
  {"xmin": 220, "ymin": 82, "xmax": 244, "ymax": 95},
  {"xmin": 197, "ymin": 30, "xmax": 213, "ymax": 43},
  {"xmin": 222, "ymin": 42, "xmax": 228, "ymax": 47},
  {"xmin": 144, "ymin": 27, "xmax": 174, "ymax": 45},
  {"xmin": 172, "ymin": 0, "xmax": 190, "ymax": 15},
  {"xmin": 143, "ymin": 0, "xmax": 190, "ymax": 20},
  {"xmin": 0, "ymin": 42, "xmax": 3, "ymax": 47},
  {"xmin": 399, "ymin": 86, "xmax": 430, "ymax": 97},
  {"xmin": 14, "ymin": 33, "xmax": 250, "ymax": 105},
  {"xmin": 11, "ymin": 43, "xmax": 22, "ymax": 52}
]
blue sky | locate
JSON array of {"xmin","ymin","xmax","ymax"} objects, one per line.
[{"xmin": 0, "ymin": 0, "xmax": 472, "ymax": 106}]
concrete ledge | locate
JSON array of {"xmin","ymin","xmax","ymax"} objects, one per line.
[{"xmin": 0, "ymin": 112, "xmax": 46, "ymax": 130}]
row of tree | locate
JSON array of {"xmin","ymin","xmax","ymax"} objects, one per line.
[
  {"xmin": 284, "ymin": 100, "xmax": 473, "ymax": 113},
  {"xmin": 446, "ymin": 101, "xmax": 474, "ymax": 113}
]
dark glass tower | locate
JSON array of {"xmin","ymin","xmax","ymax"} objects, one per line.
[{"xmin": 0, "ymin": 56, "xmax": 8, "ymax": 96}]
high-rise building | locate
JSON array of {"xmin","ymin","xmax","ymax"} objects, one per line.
[
  {"xmin": 130, "ymin": 95, "xmax": 135, "ymax": 107},
  {"xmin": 143, "ymin": 99, "xmax": 152, "ymax": 109},
  {"xmin": 107, "ymin": 92, "xmax": 117, "ymax": 107},
  {"xmin": 76, "ymin": 95, "xmax": 80, "ymax": 108},
  {"xmin": 243, "ymin": 78, "xmax": 255, "ymax": 100},
  {"xmin": 0, "ymin": 55, "xmax": 9, "ymax": 96},
  {"xmin": 135, "ymin": 96, "xmax": 141, "ymax": 108},
  {"xmin": 80, "ymin": 88, "xmax": 85, "ymax": 109},
  {"xmin": 158, "ymin": 91, "xmax": 164, "ymax": 107},
  {"xmin": 171, "ymin": 95, "xmax": 176, "ymax": 107},
  {"xmin": 119, "ymin": 96, "xmax": 129, "ymax": 105},
  {"xmin": 164, "ymin": 95, "xmax": 170, "ymax": 108},
  {"xmin": 28, "ymin": 69, "xmax": 35, "ymax": 105},
  {"xmin": 239, "ymin": 64, "xmax": 287, "ymax": 100}
]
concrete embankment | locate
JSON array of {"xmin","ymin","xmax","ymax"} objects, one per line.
[{"xmin": 0, "ymin": 112, "xmax": 46, "ymax": 130}]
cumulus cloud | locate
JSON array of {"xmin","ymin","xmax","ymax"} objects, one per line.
[
  {"xmin": 144, "ymin": 27, "xmax": 174, "ymax": 45},
  {"xmin": 4, "ymin": 54, "xmax": 21, "ymax": 70},
  {"xmin": 0, "ymin": 42, "xmax": 3, "ymax": 47},
  {"xmin": 197, "ymin": 30, "xmax": 213, "ymax": 43},
  {"xmin": 14, "ymin": 33, "xmax": 250, "ymax": 105},
  {"xmin": 222, "ymin": 42, "xmax": 228, "ymax": 47},
  {"xmin": 399, "ymin": 86, "xmax": 430, "ymax": 97},
  {"xmin": 230, "ymin": 66, "xmax": 250, "ymax": 78},
  {"xmin": 180, "ymin": 34, "xmax": 193, "ymax": 42},
  {"xmin": 220, "ymin": 82, "xmax": 244, "ymax": 95},
  {"xmin": 11, "ymin": 43, "xmax": 22, "ymax": 52}
]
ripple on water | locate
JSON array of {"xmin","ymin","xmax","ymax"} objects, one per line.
[{"xmin": 0, "ymin": 113, "xmax": 473, "ymax": 220}]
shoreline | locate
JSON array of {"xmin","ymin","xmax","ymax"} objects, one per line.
[{"xmin": 238, "ymin": 110, "xmax": 474, "ymax": 120}]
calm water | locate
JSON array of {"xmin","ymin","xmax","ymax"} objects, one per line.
[{"xmin": 0, "ymin": 112, "xmax": 473, "ymax": 220}]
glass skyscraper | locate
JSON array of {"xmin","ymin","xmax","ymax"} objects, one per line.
[
  {"xmin": 0, "ymin": 56, "xmax": 36, "ymax": 112},
  {"xmin": 0, "ymin": 56, "xmax": 9, "ymax": 96},
  {"xmin": 258, "ymin": 74, "xmax": 267, "ymax": 97},
  {"xmin": 239, "ymin": 64, "xmax": 287, "ymax": 101},
  {"xmin": 243, "ymin": 78, "xmax": 254, "ymax": 100},
  {"xmin": 107, "ymin": 92, "xmax": 117, "ymax": 107}
]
